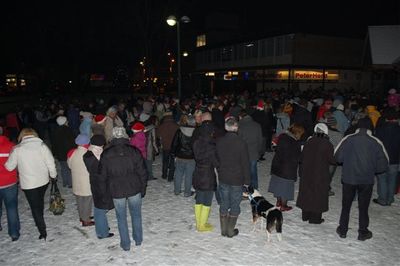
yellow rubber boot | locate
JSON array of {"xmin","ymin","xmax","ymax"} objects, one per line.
[
  {"xmin": 198, "ymin": 205, "xmax": 213, "ymax": 232},
  {"xmin": 194, "ymin": 204, "xmax": 202, "ymax": 231}
]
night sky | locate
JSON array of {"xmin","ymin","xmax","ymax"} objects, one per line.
[{"xmin": 1, "ymin": 0, "xmax": 399, "ymax": 77}]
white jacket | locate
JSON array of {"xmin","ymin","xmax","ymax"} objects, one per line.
[
  {"xmin": 5, "ymin": 136, "xmax": 57, "ymax": 190},
  {"xmin": 67, "ymin": 146, "xmax": 92, "ymax": 196}
]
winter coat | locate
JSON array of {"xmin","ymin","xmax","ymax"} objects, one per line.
[
  {"xmin": 145, "ymin": 125, "xmax": 158, "ymax": 161},
  {"xmin": 130, "ymin": 132, "xmax": 147, "ymax": 159},
  {"xmin": 83, "ymin": 150, "xmax": 114, "ymax": 210},
  {"xmin": 91, "ymin": 123, "xmax": 105, "ymax": 137},
  {"xmin": 171, "ymin": 126, "xmax": 195, "ymax": 159},
  {"xmin": 375, "ymin": 121, "xmax": 400, "ymax": 165},
  {"xmin": 5, "ymin": 136, "xmax": 57, "ymax": 190},
  {"xmin": 192, "ymin": 120, "xmax": 215, "ymax": 146},
  {"xmin": 67, "ymin": 107, "xmax": 80, "ymax": 132},
  {"xmin": 271, "ymin": 132, "xmax": 302, "ymax": 181},
  {"xmin": 327, "ymin": 127, "xmax": 343, "ymax": 148},
  {"xmin": 252, "ymin": 109, "xmax": 272, "ymax": 138},
  {"xmin": 104, "ymin": 116, "xmax": 124, "ymax": 143},
  {"xmin": 50, "ymin": 125, "xmax": 76, "ymax": 161},
  {"xmin": 335, "ymin": 128, "xmax": 389, "ymax": 185},
  {"xmin": 297, "ymin": 135, "xmax": 336, "ymax": 213},
  {"xmin": 211, "ymin": 108, "xmax": 225, "ymax": 131},
  {"xmin": 275, "ymin": 112, "xmax": 290, "ymax": 135},
  {"xmin": 238, "ymin": 115, "xmax": 263, "ymax": 161},
  {"xmin": 67, "ymin": 146, "xmax": 92, "ymax": 196},
  {"xmin": 156, "ymin": 115, "xmax": 179, "ymax": 151},
  {"xmin": 99, "ymin": 138, "xmax": 148, "ymax": 199},
  {"xmin": 291, "ymin": 105, "xmax": 313, "ymax": 138},
  {"xmin": 79, "ymin": 117, "xmax": 92, "ymax": 137},
  {"xmin": 216, "ymin": 132, "xmax": 250, "ymax": 186},
  {"xmin": 0, "ymin": 136, "xmax": 17, "ymax": 187},
  {"xmin": 193, "ymin": 132, "xmax": 219, "ymax": 191},
  {"xmin": 332, "ymin": 110, "xmax": 350, "ymax": 134}
]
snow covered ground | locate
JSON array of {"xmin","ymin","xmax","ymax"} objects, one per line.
[{"xmin": 1, "ymin": 153, "xmax": 399, "ymax": 266}]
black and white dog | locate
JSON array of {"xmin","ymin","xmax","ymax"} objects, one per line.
[{"xmin": 244, "ymin": 187, "xmax": 283, "ymax": 242}]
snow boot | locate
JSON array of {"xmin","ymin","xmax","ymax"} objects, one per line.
[
  {"xmin": 226, "ymin": 215, "xmax": 239, "ymax": 238},
  {"xmin": 220, "ymin": 214, "xmax": 228, "ymax": 236},
  {"xmin": 198, "ymin": 206, "xmax": 213, "ymax": 232},
  {"xmin": 194, "ymin": 204, "xmax": 202, "ymax": 231}
]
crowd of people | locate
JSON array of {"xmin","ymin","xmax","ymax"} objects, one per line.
[{"xmin": 0, "ymin": 87, "xmax": 399, "ymax": 249}]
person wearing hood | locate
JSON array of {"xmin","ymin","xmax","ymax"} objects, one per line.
[
  {"xmin": 79, "ymin": 111, "xmax": 93, "ymax": 137},
  {"xmin": 99, "ymin": 127, "xmax": 148, "ymax": 251},
  {"xmin": 51, "ymin": 116, "xmax": 76, "ymax": 188},
  {"xmin": 5, "ymin": 128, "xmax": 57, "ymax": 240},
  {"xmin": 334, "ymin": 118, "xmax": 389, "ymax": 241},
  {"xmin": 130, "ymin": 122, "xmax": 147, "ymax": 159},
  {"xmin": 170, "ymin": 115, "xmax": 196, "ymax": 197},
  {"xmin": 297, "ymin": 123, "xmax": 336, "ymax": 224},
  {"xmin": 332, "ymin": 104, "xmax": 350, "ymax": 134},
  {"xmin": 83, "ymin": 135, "xmax": 114, "ymax": 239},
  {"xmin": 67, "ymin": 134, "xmax": 94, "ymax": 227},
  {"xmin": 0, "ymin": 127, "xmax": 20, "ymax": 241}
]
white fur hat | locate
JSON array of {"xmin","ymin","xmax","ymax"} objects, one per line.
[
  {"xmin": 336, "ymin": 104, "xmax": 345, "ymax": 111},
  {"xmin": 56, "ymin": 116, "xmax": 67, "ymax": 126},
  {"xmin": 314, "ymin": 123, "xmax": 328, "ymax": 135}
]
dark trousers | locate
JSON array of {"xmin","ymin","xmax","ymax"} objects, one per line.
[
  {"xmin": 162, "ymin": 150, "xmax": 175, "ymax": 181},
  {"xmin": 339, "ymin": 183, "xmax": 373, "ymax": 233},
  {"xmin": 23, "ymin": 183, "xmax": 49, "ymax": 235},
  {"xmin": 302, "ymin": 211, "xmax": 322, "ymax": 223}
]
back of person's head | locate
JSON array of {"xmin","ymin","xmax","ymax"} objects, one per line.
[
  {"xmin": 201, "ymin": 112, "xmax": 212, "ymax": 122},
  {"xmin": 383, "ymin": 107, "xmax": 399, "ymax": 121},
  {"xmin": 288, "ymin": 123, "xmax": 305, "ymax": 140},
  {"xmin": 18, "ymin": 128, "xmax": 38, "ymax": 143},
  {"xmin": 225, "ymin": 117, "xmax": 239, "ymax": 132},
  {"xmin": 357, "ymin": 117, "xmax": 373, "ymax": 131},
  {"xmin": 239, "ymin": 109, "xmax": 247, "ymax": 119}
]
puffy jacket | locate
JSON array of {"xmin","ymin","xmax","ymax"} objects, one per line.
[
  {"xmin": 375, "ymin": 121, "xmax": 400, "ymax": 165},
  {"xmin": 170, "ymin": 126, "xmax": 195, "ymax": 159},
  {"xmin": 271, "ymin": 132, "xmax": 302, "ymax": 181},
  {"xmin": 68, "ymin": 146, "xmax": 92, "ymax": 196},
  {"xmin": 335, "ymin": 128, "xmax": 389, "ymax": 185},
  {"xmin": 5, "ymin": 136, "xmax": 56, "ymax": 189},
  {"xmin": 130, "ymin": 132, "xmax": 147, "ymax": 159},
  {"xmin": 79, "ymin": 117, "xmax": 92, "ymax": 137},
  {"xmin": 99, "ymin": 138, "xmax": 148, "ymax": 199},
  {"xmin": 0, "ymin": 136, "xmax": 17, "ymax": 187}
]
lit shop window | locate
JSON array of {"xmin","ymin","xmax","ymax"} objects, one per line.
[{"xmin": 196, "ymin": 34, "xmax": 206, "ymax": 47}]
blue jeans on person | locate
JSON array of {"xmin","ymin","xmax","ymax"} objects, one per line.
[
  {"xmin": 113, "ymin": 193, "xmax": 143, "ymax": 251},
  {"xmin": 195, "ymin": 190, "xmax": 214, "ymax": 206},
  {"xmin": 93, "ymin": 207, "xmax": 111, "ymax": 239},
  {"xmin": 219, "ymin": 183, "xmax": 243, "ymax": 216},
  {"xmin": 59, "ymin": 161, "xmax": 72, "ymax": 187},
  {"xmin": 377, "ymin": 164, "xmax": 398, "ymax": 205},
  {"xmin": 0, "ymin": 184, "xmax": 20, "ymax": 239},
  {"xmin": 174, "ymin": 159, "xmax": 195, "ymax": 196},
  {"xmin": 250, "ymin": 160, "xmax": 258, "ymax": 189}
]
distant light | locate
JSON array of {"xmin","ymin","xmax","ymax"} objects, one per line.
[
  {"xmin": 171, "ymin": 59, "xmax": 175, "ymax": 63},
  {"xmin": 246, "ymin": 43, "xmax": 254, "ymax": 47},
  {"xmin": 181, "ymin": 16, "xmax": 191, "ymax": 24},
  {"xmin": 205, "ymin": 72, "xmax": 215, "ymax": 76},
  {"xmin": 183, "ymin": 51, "xmax": 189, "ymax": 57},
  {"xmin": 140, "ymin": 61, "xmax": 144, "ymax": 66},
  {"xmin": 166, "ymin": 15, "xmax": 177, "ymax": 26},
  {"xmin": 168, "ymin": 52, "xmax": 171, "ymax": 56},
  {"xmin": 69, "ymin": 80, "xmax": 72, "ymax": 84}
]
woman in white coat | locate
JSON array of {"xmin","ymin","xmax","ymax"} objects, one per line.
[{"xmin": 5, "ymin": 128, "xmax": 57, "ymax": 240}]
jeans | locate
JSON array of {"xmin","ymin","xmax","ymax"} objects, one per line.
[
  {"xmin": 162, "ymin": 150, "xmax": 175, "ymax": 181},
  {"xmin": 219, "ymin": 183, "xmax": 243, "ymax": 216},
  {"xmin": 174, "ymin": 159, "xmax": 195, "ymax": 196},
  {"xmin": 113, "ymin": 193, "xmax": 143, "ymax": 251},
  {"xmin": 93, "ymin": 207, "xmax": 111, "ymax": 238},
  {"xmin": 376, "ymin": 164, "xmax": 398, "ymax": 205},
  {"xmin": 0, "ymin": 184, "xmax": 20, "ymax": 238},
  {"xmin": 60, "ymin": 161, "xmax": 72, "ymax": 187},
  {"xmin": 195, "ymin": 191, "xmax": 214, "ymax": 206},
  {"xmin": 23, "ymin": 183, "xmax": 49, "ymax": 235},
  {"xmin": 339, "ymin": 183, "xmax": 373, "ymax": 233},
  {"xmin": 250, "ymin": 160, "xmax": 258, "ymax": 189}
]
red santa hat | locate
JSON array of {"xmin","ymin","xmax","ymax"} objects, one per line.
[
  {"xmin": 257, "ymin": 100, "xmax": 264, "ymax": 110},
  {"xmin": 94, "ymin": 114, "xmax": 106, "ymax": 124},
  {"xmin": 131, "ymin": 122, "xmax": 145, "ymax": 133}
]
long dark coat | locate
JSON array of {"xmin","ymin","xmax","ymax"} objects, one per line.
[{"xmin": 296, "ymin": 135, "xmax": 335, "ymax": 213}]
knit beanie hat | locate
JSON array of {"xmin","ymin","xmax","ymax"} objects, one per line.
[
  {"xmin": 314, "ymin": 123, "xmax": 328, "ymax": 135},
  {"xmin": 112, "ymin": 127, "xmax": 128, "ymax": 139},
  {"xmin": 94, "ymin": 114, "xmax": 106, "ymax": 124},
  {"xmin": 132, "ymin": 122, "xmax": 145, "ymax": 133},
  {"xmin": 56, "ymin": 116, "xmax": 67, "ymax": 126},
  {"xmin": 257, "ymin": 100, "xmax": 264, "ymax": 110},
  {"xmin": 90, "ymin": 134, "xmax": 106, "ymax": 146},
  {"xmin": 75, "ymin": 134, "xmax": 90, "ymax": 145}
]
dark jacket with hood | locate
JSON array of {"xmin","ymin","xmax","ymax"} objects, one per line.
[
  {"xmin": 99, "ymin": 138, "xmax": 148, "ymax": 199},
  {"xmin": 170, "ymin": 125, "xmax": 195, "ymax": 159}
]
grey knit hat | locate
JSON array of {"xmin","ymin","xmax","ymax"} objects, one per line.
[{"xmin": 112, "ymin": 127, "xmax": 128, "ymax": 139}]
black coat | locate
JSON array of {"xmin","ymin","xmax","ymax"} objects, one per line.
[
  {"xmin": 99, "ymin": 138, "xmax": 148, "ymax": 199},
  {"xmin": 296, "ymin": 136, "xmax": 335, "ymax": 213},
  {"xmin": 375, "ymin": 121, "xmax": 400, "ymax": 164},
  {"xmin": 170, "ymin": 127, "xmax": 195, "ymax": 159},
  {"xmin": 83, "ymin": 151, "xmax": 114, "ymax": 210},
  {"xmin": 212, "ymin": 108, "xmax": 225, "ymax": 131},
  {"xmin": 216, "ymin": 132, "xmax": 251, "ymax": 186},
  {"xmin": 50, "ymin": 125, "xmax": 76, "ymax": 161},
  {"xmin": 271, "ymin": 133, "xmax": 302, "ymax": 180},
  {"xmin": 251, "ymin": 109, "xmax": 272, "ymax": 137},
  {"xmin": 291, "ymin": 105, "xmax": 313, "ymax": 138},
  {"xmin": 192, "ymin": 132, "xmax": 219, "ymax": 191}
]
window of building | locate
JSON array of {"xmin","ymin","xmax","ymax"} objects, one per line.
[{"xmin": 196, "ymin": 34, "xmax": 206, "ymax": 47}]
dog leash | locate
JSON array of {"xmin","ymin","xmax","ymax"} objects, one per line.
[{"xmin": 248, "ymin": 194, "xmax": 279, "ymax": 217}]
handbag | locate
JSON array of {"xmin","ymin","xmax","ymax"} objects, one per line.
[{"xmin": 49, "ymin": 179, "xmax": 65, "ymax": 215}]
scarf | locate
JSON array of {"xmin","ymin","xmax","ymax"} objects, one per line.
[{"xmin": 89, "ymin": 145, "xmax": 103, "ymax": 160}]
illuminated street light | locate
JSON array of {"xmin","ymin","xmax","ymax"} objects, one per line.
[{"xmin": 183, "ymin": 51, "xmax": 189, "ymax": 57}]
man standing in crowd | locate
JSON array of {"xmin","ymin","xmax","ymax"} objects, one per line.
[
  {"xmin": 216, "ymin": 117, "xmax": 250, "ymax": 238},
  {"xmin": 334, "ymin": 118, "xmax": 388, "ymax": 241}
]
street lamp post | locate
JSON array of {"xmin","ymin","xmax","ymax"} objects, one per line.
[{"xmin": 166, "ymin": 15, "xmax": 190, "ymax": 99}]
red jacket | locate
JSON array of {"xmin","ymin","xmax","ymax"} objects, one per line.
[{"xmin": 0, "ymin": 136, "xmax": 18, "ymax": 187}]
